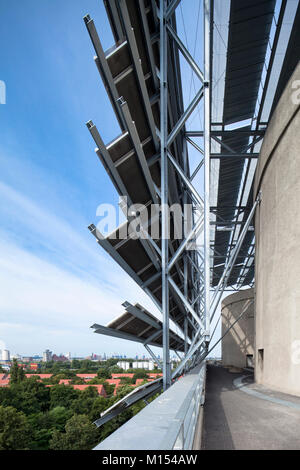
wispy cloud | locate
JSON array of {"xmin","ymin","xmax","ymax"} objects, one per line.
[{"xmin": 0, "ymin": 175, "xmax": 161, "ymax": 356}]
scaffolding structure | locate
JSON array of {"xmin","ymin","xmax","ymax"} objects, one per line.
[
  {"xmin": 83, "ymin": 0, "xmax": 300, "ymax": 429},
  {"xmin": 84, "ymin": 0, "xmax": 215, "ymax": 393}
]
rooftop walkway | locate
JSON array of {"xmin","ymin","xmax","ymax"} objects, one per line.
[{"xmin": 202, "ymin": 365, "xmax": 300, "ymax": 450}]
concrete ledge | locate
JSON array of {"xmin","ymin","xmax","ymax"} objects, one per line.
[{"xmin": 94, "ymin": 363, "xmax": 206, "ymax": 450}]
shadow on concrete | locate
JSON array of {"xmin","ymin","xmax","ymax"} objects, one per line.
[
  {"xmin": 202, "ymin": 365, "xmax": 300, "ymax": 450},
  {"xmin": 202, "ymin": 365, "xmax": 236, "ymax": 450},
  {"xmin": 222, "ymin": 298, "xmax": 254, "ymax": 368}
]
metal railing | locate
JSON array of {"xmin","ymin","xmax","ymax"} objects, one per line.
[{"xmin": 94, "ymin": 363, "xmax": 206, "ymax": 451}]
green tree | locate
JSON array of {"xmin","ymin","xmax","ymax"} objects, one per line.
[
  {"xmin": 50, "ymin": 384, "xmax": 79, "ymax": 409},
  {"xmin": 51, "ymin": 363, "xmax": 64, "ymax": 375},
  {"xmin": 49, "ymin": 406, "xmax": 72, "ymax": 432},
  {"xmin": 97, "ymin": 368, "xmax": 111, "ymax": 379},
  {"xmin": 70, "ymin": 387, "xmax": 98, "ymax": 416},
  {"xmin": 87, "ymin": 377, "xmax": 103, "ymax": 384},
  {"xmin": 133, "ymin": 370, "xmax": 148, "ymax": 381},
  {"xmin": 115, "ymin": 385, "xmax": 134, "ymax": 399},
  {"xmin": 131, "ymin": 400, "xmax": 146, "ymax": 416},
  {"xmin": 50, "ymin": 372, "xmax": 74, "ymax": 383},
  {"xmin": 109, "ymin": 365, "xmax": 124, "ymax": 374},
  {"xmin": 119, "ymin": 377, "xmax": 133, "ymax": 385},
  {"xmin": 80, "ymin": 359, "xmax": 94, "ymax": 371},
  {"xmin": 10, "ymin": 358, "xmax": 20, "ymax": 384},
  {"xmin": 99, "ymin": 409, "xmax": 133, "ymax": 442},
  {"xmin": 49, "ymin": 414, "xmax": 99, "ymax": 450},
  {"xmin": 30, "ymin": 428, "xmax": 52, "ymax": 450},
  {"xmin": 26, "ymin": 407, "xmax": 72, "ymax": 450},
  {"xmin": 27, "ymin": 412, "xmax": 53, "ymax": 450},
  {"xmin": 102, "ymin": 382, "xmax": 115, "ymax": 396},
  {"xmin": 71, "ymin": 359, "xmax": 81, "ymax": 369},
  {"xmin": 70, "ymin": 376, "xmax": 85, "ymax": 385},
  {"xmin": 18, "ymin": 365, "xmax": 25, "ymax": 382},
  {"xmin": 2, "ymin": 378, "xmax": 50, "ymax": 415},
  {"xmin": 104, "ymin": 358, "xmax": 119, "ymax": 368},
  {"xmin": 88, "ymin": 396, "xmax": 109, "ymax": 422},
  {"xmin": 81, "ymin": 387, "xmax": 99, "ymax": 398},
  {"xmin": 0, "ymin": 406, "xmax": 31, "ymax": 450}
]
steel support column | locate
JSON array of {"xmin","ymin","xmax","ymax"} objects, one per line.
[
  {"xmin": 203, "ymin": 0, "xmax": 211, "ymax": 343},
  {"xmin": 160, "ymin": 0, "xmax": 171, "ymax": 390},
  {"xmin": 159, "ymin": 0, "xmax": 211, "ymax": 384}
]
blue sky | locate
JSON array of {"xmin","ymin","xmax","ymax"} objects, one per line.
[{"xmin": 0, "ymin": 0, "xmax": 220, "ymax": 358}]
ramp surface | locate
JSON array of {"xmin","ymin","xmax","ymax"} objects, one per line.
[{"xmin": 202, "ymin": 365, "xmax": 300, "ymax": 450}]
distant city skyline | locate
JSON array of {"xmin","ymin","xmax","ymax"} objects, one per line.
[
  {"xmin": 0, "ymin": 346, "xmax": 196, "ymax": 362},
  {"xmin": 0, "ymin": 346, "xmax": 220, "ymax": 362}
]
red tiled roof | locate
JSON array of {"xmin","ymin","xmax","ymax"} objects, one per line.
[
  {"xmin": 25, "ymin": 374, "xmax": 53, "ymax": 379},
  {"xmin": 111, "ymin": 373, "xmax": 134, "ymax": 378},
  {"xmin": 73, "ymin": 384, "xmax": 106, "ymax": 397},
  {"xmin": 106, "ymin": 379, "xmax": 121, "ymax": 395},
  {"xmin": 59, "ymin": 379, "xmax": 71, "ymax": 385},
  {"xmin": 0, "ymin": 374, "xmax": 9, "ymax": 387},
  {"xmin": 76, "ymin": 374, "xmax": 97, "ymax": 378},
  {"xmin": 106, "ymin": 379, "xmax": 121, "ymax": 385},
  {"xmin": 135, "ymin": 379, "xmax": 145, "ymax": 385}
]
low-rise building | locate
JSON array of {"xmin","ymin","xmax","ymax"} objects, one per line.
[{"xmin": 117, "ymin": 360, "xmax": 158, "ymax": 371}]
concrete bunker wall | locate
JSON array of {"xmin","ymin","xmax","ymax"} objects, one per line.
[
  {"xmin": 254, "ymin": 62, "xmax": 300, "ymax": 396},
  {"xmin": 221, "ymin": 288, "xmax": 255, "ymax": 369}
]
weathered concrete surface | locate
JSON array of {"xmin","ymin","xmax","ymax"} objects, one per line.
[
  {"xmin": 202, "ymin": 365, "xmax": 300, "ymax": 450},
  {"xmin": 222, "ymin": 289, "xmax": 254, "ymax": 369},
  {"xmin": 254, "ymin": 62, "xmax": 300, "ymax": 396}
]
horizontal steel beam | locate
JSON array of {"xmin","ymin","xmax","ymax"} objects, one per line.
[
  {"xmin": 210, "ymin": 153, "xmax": 259, "ymax": 159},
  {"xmin": 186, "ymin": 130, "xmax": 265, "ymax": 137},
  {"xmin": 122, "ymin": 302, "xmax": 161, "ymax": 330}
]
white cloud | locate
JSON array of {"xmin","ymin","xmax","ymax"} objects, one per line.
[
  {"xmin": 0, "ymin": 232, "xmax": 163, "ymax": 356},
  {"xmin": 0, "ymin": 237, "xmax": 119, "ymax": 324},
  {"xmin": 0, "ymin": 178, "xmax": 164, "ymax": 356}
]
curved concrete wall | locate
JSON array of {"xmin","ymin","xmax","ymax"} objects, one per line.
[
  {"xmin": 254, "ymin": 62, "xmax": 300, "ymax": 396},
  {"xmin": 221, "ymin": 288, "xmax": 254, "ymax": 369}
]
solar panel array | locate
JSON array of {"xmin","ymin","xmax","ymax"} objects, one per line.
[
  {"xmin": 84, "ymin": 0, "xmax": 300, "ymax": 345},
  {"xmin": 210, "ymin": 0, "xmax": 300, "ymax": 289},
  {"xmin": 84, "ymin": 0, "xmax": 200, "ymax": 349}
]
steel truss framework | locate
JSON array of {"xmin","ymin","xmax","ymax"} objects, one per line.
[
  {"xmin": 83, "ymin": 0, "xmax": 261, "ymax": 391},
  {"xmin": 82, "ymin": 0, "xmax": 298, "ymax": 421}
]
